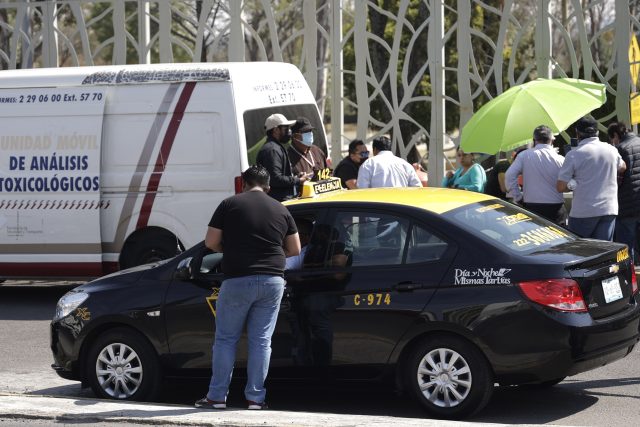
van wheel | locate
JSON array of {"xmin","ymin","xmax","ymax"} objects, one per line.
[
  {"xmin": 120, "ymin": 229, "xmax": 179, "ymax": 269},
  {"xmin": 405, "ymin": 336, "xmax": 493, "ymax": 420},
  {"xmin": 86, "ymin": 328, "xmax": 161, "ymax": 401}
]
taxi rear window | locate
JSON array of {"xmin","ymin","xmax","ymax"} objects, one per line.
[{"xmin": 442, "ymin": 200, "xmax": 577, "ymax": 253}]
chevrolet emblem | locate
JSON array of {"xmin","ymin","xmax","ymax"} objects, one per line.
[{"xmin": 609, "ymin": 264, "xmax": 620, "ymax": 274}]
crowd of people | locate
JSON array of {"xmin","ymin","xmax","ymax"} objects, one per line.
[
  {"xmin": 253, "ymin": 110, "xmax": 639, "ymax": 250},
  {"xmin": 502, "ymin": 117, "xmax": 635, "ymax": 255}
]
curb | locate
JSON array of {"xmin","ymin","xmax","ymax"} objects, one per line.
[{"xmin": 0, "ymin": 392, "xmax": 521, "ymax": 427}]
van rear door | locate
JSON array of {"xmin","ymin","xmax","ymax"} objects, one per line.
[{"xmin": 0, "ymin": 87, "xmax": 106, "ymax": 278}]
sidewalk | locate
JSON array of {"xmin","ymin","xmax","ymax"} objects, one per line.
[{"xmin": 0, "ymin": 392, "xmax": 527, "ymax": 427}]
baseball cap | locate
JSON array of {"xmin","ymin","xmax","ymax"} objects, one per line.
[
  {"xmin": 264, "ymin": 113, "xmax": 296, "ymax": 131},
  {"xmin": 291, "ymin": 117, "xmax": 315, "ymax": 134},
  {"xmin": 533, "ymin": 125, "xmax": 553, "ymax": 141},
  {"xmin": 575, "ymin": 116, "xmax": 598, "ymax": 134}
]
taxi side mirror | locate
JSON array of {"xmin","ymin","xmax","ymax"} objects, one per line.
[{"xmin": 175, "ymin": 257, "xmax": 194, "ymax": 280}]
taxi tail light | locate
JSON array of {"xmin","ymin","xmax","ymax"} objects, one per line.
[
  {"xmin": 234, "ymin": 175, "xmax": 243, "ymax": 194},
  {"xmin": 518, "ymin": 279, "xmax": 587, "ymax": 312},
  {"xmin": 631, "ymin": 263, "xmax": 638, "ymax": 295}
]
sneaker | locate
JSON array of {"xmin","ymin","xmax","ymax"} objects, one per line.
[
  {"xmin": 247, "ymin": 400, "xmax": 268, "ymax": 410},
  {"xmin": 195, "ymin": 397, "xmax": 226, "ymax": 409}
]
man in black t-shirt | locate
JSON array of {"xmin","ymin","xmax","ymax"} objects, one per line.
[
  {"xmin": 333, "ymin": 139, "xmax": 369, "ymax": 189},
  {"xmin": 195, "ymin": 165, "xmax": 300, "ymax": 411}
]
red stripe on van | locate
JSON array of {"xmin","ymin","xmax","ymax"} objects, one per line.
[{"xmin": 136, "ymin": 82, "xmax": 197, "ymax": 230}]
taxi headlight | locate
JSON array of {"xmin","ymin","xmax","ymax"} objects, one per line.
[{"xmin": 54, "ymin": 291, "xmax": 89, "ymax": 321}]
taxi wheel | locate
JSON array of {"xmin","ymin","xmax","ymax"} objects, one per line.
[
  {"xmin": 405, "ymin": 336, "xmax": 493, "ymax": 420},
  {"xmin": 86, "ymin": 328, "xmax": 161, "ymax": 401}
]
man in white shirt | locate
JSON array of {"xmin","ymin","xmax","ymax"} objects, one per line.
[
  {"xmin": 505, "ymin": 125, "xmax": 567, "ymax": 225},
  {"xmin": 356, "ymin": 136, "xmax": 422, "ymax": 188},
  {"xmin": 557, "ymin": 116, "xmax": 626, "ymax": 240}
]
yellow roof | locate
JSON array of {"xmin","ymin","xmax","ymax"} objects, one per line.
[{"xmin": 284, "ymin": 187, "xmax": 495, "ymax": 214}]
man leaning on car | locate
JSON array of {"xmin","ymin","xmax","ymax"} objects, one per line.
[{"xmin": 195, "ymin": 165, "xmax": 301, "ymax": 410}]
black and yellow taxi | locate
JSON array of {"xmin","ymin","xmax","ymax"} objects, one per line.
[{"xmin": 51, "ymin": 179, "xmax": 640, "ymax": 419}]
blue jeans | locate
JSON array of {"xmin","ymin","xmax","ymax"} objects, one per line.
[
  {"xmin": 207, "ymin": 274, "xmax": 285, "ymax": 403},
  {"xmin": 615, "ymin": 217, "xmax": 640, "ymax": 263},
  {"xmin": 568, "ymin": 215, "xmax": 616, "ymax": 241}
]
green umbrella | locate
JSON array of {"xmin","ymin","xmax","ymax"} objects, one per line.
[{"xmin": 460, "ymin": 78, "xmax": 607, "ymax": 155}]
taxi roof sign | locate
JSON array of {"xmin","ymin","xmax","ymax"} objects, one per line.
[{"xmin": 300, "ymin": 177, "xmax": 343, "ymax": 198}]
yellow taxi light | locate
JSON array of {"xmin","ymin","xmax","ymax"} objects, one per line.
[{"xmin": 300, "ymin": 177, "xmax": 343, "ymax": 198}]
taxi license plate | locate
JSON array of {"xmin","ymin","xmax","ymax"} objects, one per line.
[{"xmin": 602, "ymin": 276, "xmax": 624, "ymax": 304}]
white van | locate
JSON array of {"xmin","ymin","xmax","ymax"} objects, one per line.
[{"xmin": 0, "ymin": 62, "xmax": 327, "ymax": 280}]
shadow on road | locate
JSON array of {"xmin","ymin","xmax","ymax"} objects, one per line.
[
  {"xmin": 475, "ymin": 383, "xmax": 599, "ymax": 424},
  {"xmin": 28, "ymin": 376, "xmax": 609, "ymax": 423}
]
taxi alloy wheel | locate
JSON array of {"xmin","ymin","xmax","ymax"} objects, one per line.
[
  {"xmin": 87, "ymin": 328, "xmax": 161, "ymax": 401},
  {"xmin": 406, "ymin": 336, "xmax": 493, "ymax": 419}
]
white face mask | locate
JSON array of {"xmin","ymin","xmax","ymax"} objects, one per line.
[{"xmin": 301, "ymin": 132, "xmax": 314, "ymax": 146}]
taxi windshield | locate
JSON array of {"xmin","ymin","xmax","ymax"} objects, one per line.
[{"xmin": 442, "ymin": 200, "xmax": 577, "ymax": 253}]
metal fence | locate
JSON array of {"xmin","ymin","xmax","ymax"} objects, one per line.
[{"xmin": 0, "ymin": 0, "xmax": 636, "ymax": 184}]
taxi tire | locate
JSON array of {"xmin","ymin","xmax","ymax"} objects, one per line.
[
  {"xmin": 405, "ymin": 336, "xmax": 493, "ymax": 420},
  {"xmin": 86, "ymin": 327, "xmax": 161, "ymax": 402}
]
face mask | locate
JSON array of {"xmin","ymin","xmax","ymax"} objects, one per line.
[
  {"xmin": 301, "ymin": 132, "xmax": 314, "ymax": 147},
  {"xmin": 359, "ymin": 151, "xmax": 369, "ymax": 161}
]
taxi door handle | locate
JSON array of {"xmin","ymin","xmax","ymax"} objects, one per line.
[{"xmin": 393, "ymin": 282, "xmax": 422, "ymax": 292}]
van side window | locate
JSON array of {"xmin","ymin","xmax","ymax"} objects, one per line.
[{"xmin": 243, "ymin": 105, "xmax": 327, "ymax": 166}]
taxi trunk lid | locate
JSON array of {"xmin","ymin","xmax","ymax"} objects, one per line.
[{"xmin": 560, "ymin": 241, "xmax": 635, "ymax": 319}]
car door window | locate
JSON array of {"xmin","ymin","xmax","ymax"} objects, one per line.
[
  {"xmin": 405, "ymin": 224, "xmax": 448, "ymax": 263},
  {"xmin": 200, "ymin": 252, "xmax": 223, "ymax": 274},
  {"xmin": 286, "ymin": 212, "xmax": 322, "ymax": 270},
  {"xmin": 333, "ymin": 211, "xmax": 409, "ymax": 267}
]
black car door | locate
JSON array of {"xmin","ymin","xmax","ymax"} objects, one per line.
[
  {"xmin": 163, "ymin": 245, "xmax": 224, "ymax": 376},
  {"xmin": 278, "ymin": 205, "xmax": 457, "ymax": 379}
]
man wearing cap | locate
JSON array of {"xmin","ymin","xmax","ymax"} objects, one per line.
[
  {"xmin": 505, "ymin": 125, "xmax": 567, "ymax": 225},
  {"xmin": 557, "ymin": 116, "xmax": 626, "ymax": 240},
  {"xmin": 257, "ymin": 113, "xmax": 311, "ymax": 201},
  {"xmin": 287, "ymin": 117, "xmax": 328, "ymax": 180},
  {"xmin": 356, "ymin": 136, "xmax": 422, "ymax": 188}
]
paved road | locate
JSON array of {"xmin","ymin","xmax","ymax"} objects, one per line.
[{"xmin": 1, "ymin": 281, "xmax": 639, "ymax": 425}]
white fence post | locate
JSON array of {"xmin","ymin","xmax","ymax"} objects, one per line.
[
  {"xmin": 41, "ymin": 0, "xmax": 59, "ymax": 67},
  {"xmin": 428, "ymin": 0, "xmax": 445, "ymax": 187},
  {"xmin": 138, "ymin": 0, "xmax": 151, "ymax": 64},
  {"xmin": 228, "ymin": 0, "xmax": 245, "ymax": 62},
  {"xmin": 535, "ymin": 0, "xmax": 552, "ymax": 79},
  {"xmin": 330, "ymin": 0, "xmax": 343, "ymax": 165}
]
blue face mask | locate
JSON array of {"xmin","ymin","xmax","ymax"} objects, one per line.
[{"xmin": 301, "ymin": 132, "xmax": 314, "ymax": 146}]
